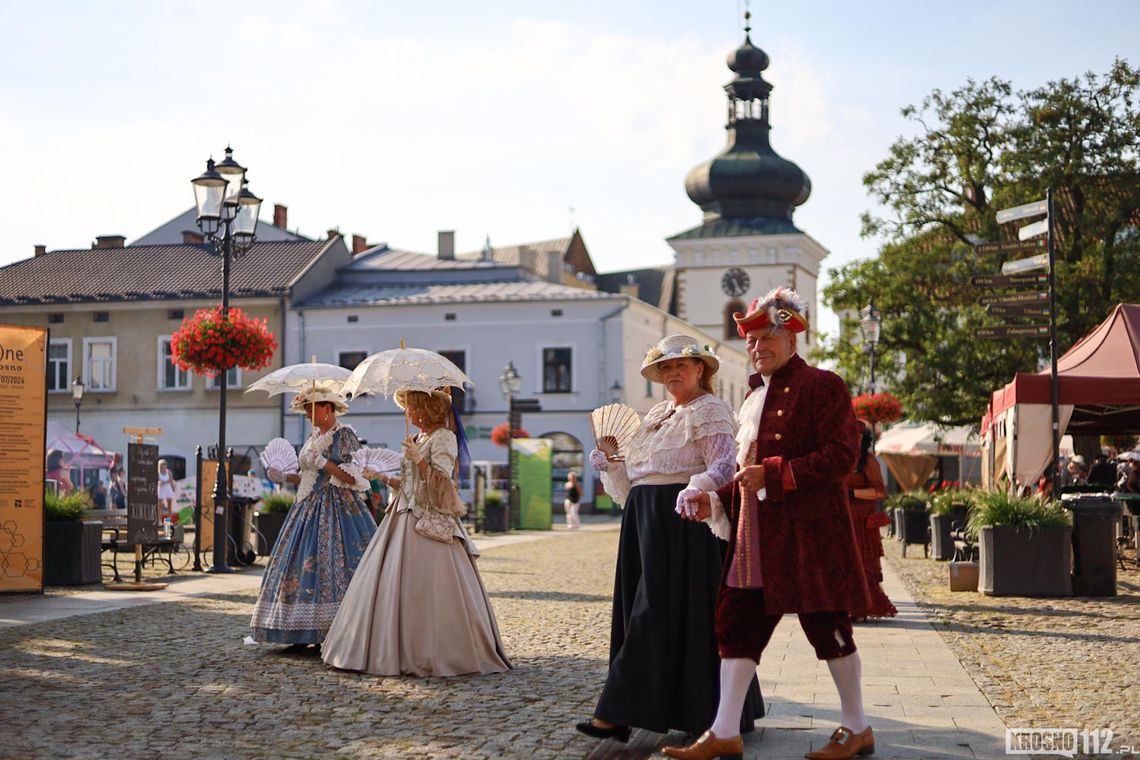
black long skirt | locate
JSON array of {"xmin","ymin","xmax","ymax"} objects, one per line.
[{"xmin": 594, "ymin": 483, "xmax": 764, "ymax": 735}]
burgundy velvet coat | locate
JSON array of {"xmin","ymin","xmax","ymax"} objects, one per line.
[{"xmin": 716, "ymin": 354, "xmax": 872, "ymax": 615}]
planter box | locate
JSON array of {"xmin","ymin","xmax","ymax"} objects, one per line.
[
  {"xmin": 929, "ymin": 513, "xmax": 954, "ymax": 561},
  {"xmin": 979, "ymin": 524, "xmax": 1072, "ymax": 597},
  {"xmin": 898, "ymin": 508, "xmax": 929, "ymax": 557},
  {"xmin": 44, "ymin": 520, "xmax": 103, "ymax": 586},
  {"xmin": 256, "ymin": 511, "xmax": 289, "ymax": 556},
  {"xmin": 949, "ymin": 561, "xmax": 979, "ymax": 591}
]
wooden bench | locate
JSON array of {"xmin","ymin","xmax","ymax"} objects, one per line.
[{"xmin": 88, "ymin": 509, "xmax": 185, "ymax": 581}]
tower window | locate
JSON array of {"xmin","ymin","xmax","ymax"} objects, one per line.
[{"xmin": 724, "ymin": 299, "xmax": 745, "ymax": 340}]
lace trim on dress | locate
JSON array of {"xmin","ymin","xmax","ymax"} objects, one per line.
[
  {"xmin": 295, "ymin": 425, "xmax": 340, "ymax": 502},
  {"xmin": 626, "ymin": 395, "xmax": 737, "ymax": 469}
]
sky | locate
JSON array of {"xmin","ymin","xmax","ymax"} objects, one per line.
[{"xmin": 2, "ymin": 0, "xmax": 1137, "ymax": 338}]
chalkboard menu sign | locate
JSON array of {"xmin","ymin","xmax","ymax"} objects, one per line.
[{"xmin": 127, "ymin": 442, "xmax": 160, "ymax": 544}]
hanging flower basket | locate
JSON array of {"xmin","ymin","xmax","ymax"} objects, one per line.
[
  {"xmin": 170, "ymin": 306, "xmax": 277, "ymax": 376},
  {"xmin": 491, "ymin": 422, "xmax": 530, "ymax": 447},
  {"xmin": 852, "ymin": 392, "xmax": 904, "ymax": 425}
]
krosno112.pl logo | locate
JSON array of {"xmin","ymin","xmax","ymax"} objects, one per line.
[{"xmin": 1006, "ymin": 728, "xmax": 1121, "ymax": 757}]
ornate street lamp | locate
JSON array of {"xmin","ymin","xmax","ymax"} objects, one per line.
[
  {"xmin": 860, "ymin": 300, "xmax": 882, "ymax": 394},
  {"xmin": 609, "ymin": 380, "xmax": 623, "ymax": 403},
  {"xmin": 499, "ymin": 362, "xmax": 522, "ymax": 527},
  {"xmin": 191, "ymin": 147, "xmax": 262, "ymax": 573},
  {"xmin": 71, "ymin": 376, "xmax": 84, "ymax": 434}
]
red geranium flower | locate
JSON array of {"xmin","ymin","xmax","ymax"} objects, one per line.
[
  {"xmin": 170, "ymin": 306, "xmax": 277, "ymax": 376},
  {"xmin": 852, "ymin": 392, "xmax": 904, "ymax": 425},
  {"xmin": 491, "ymin": 422, "xmax": 530, "ymax": 447}
]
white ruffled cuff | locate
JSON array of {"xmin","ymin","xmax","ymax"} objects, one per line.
[
  {"xmin": 705, "ymin": 490, "xmax": 732, "ymax": 541},
  {"xmin": 335, "ymin": 461, "xmax": 371, "ymax": 491},
  {"xmin": 687, "ymin": 472, "xmax": 718, "ymax": 494},
  {"xmin": 599, "ymin": 465, "xmax": 631, "ymax": 508}
]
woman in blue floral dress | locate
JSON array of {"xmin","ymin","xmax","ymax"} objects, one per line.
[{"xmin": 250, "ymin": 388, "xmax": 377, "ymax": 651}]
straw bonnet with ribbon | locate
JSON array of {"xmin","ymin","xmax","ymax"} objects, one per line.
[
  {"xmin": 640, "ymin": 335, "xmax": 720, "ymax": 383},
  {"xmin": 733, "ymin": 286, "xmax": 809, "ymax": 337},
  {"xmin": 289, "ymin": 386, "xmax": 350, "ymax": 415},
  {"xmin": 393, "ymin": 386, "xmax": 454, "ymax": 410}
]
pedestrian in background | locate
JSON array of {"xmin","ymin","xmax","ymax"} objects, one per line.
[{"xmin": 563, "ymin": 471, "xmax": 581, "ymax": 530}]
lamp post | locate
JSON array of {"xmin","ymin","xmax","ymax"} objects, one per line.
[
  {"xmin": 860, "ymin": 300, "xmax": 882, "ymax": 395},
  {"xmin": 191, "ymin": 147, "xmax": 263, "ymax": 574},
  {"xmin": 499, "ymin": 361, "xmax": 522, "ymax": 527},
  {"xmin": 609, "ymin": 380, "xmax": 623, "ymax": 403},
  {"xmin": 71, "ymin": 376, "xmax": 84, "ymax": 434}
]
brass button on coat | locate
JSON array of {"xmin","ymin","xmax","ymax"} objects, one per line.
[
  {"xmin": 784, "ymin": 387, "xmax": 790, "ymax": 393},
  {"xmin": 775, "ymin": 433, "xmax": 783, "ymax": 441},
  {"xmin": 777, "ymin": 410, "xmax": 784, "ymax": 417}
]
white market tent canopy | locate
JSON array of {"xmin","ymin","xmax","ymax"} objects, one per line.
[{"xmin": 875, "ymin": 421, "xmax": 982, "ymax": 492}]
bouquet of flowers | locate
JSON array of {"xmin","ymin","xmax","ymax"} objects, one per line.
[
  {"xmin": 852, "ymin": 392, "xmax": 903, "ymax": 425},
  {"xmin": 491, "ymin": 421, "xmax": 530, "ymax": 448},
  {"xmin": 171, "ymin": 306, "xmax": 277, "ymax": 376}
]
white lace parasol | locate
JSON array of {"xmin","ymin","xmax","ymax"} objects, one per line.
[
  {"xmin": 245, "ymin": 362, "xmax": 352, "ymax": 396},
  {"xmin": 342, "ymin": 347, "xmax": 472, "ymax": 399}
]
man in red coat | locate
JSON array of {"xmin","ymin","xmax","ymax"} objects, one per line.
[{"xmin": 666, "ymin": 287, "xmax": 874, "ymax": 760}]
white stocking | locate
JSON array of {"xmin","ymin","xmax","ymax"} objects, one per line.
[
  {"xmin": 827, "ymin": 651, "xmax": 868, "ymax": 733},
  {"xmin": 709, "ymin": 658, "xmax": 756, "ymax": 738}
]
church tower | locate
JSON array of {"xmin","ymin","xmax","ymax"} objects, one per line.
[{"xmin": 667, "ymin": 13, "xmax": 828, "ymax": 348}]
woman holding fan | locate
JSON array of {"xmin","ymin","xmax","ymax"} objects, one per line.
[
  {"xmin": 249, "ymin": 387, "xmax": 377, "ymax": 651},
  {"xmin": 321, "ymin": 386, "xmax": 510, "ymax": 677},
  {"xmin": 577, "ymin": 335, "xmax": 763, "ymax": 743}
]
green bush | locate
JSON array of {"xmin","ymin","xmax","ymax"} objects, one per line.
[
  {"xmin": 885, "ymin": 491, "xmax": 929, "ymax": 512},
  {"xmin": 966, "ymin": 489, "xmax": 1071, "ymax": 539},
  {"xmin": 44, "ymin": 490, "xmax": 92, "ymax": 522},
  {"xmin": 929, "ymin": 488, "xmax": 974, "ymax": 516},
  {"xmin": 484, "ymin": 490, "xmax": 504, "ymax": 507},
  {"xmin": 259, "ymin": 492, "xmax": 295, "ymax": 514}
]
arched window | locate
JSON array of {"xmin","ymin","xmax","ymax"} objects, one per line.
[{"xmin": 724, "ymin": 299, "xmax": 745, "ymax": 340}]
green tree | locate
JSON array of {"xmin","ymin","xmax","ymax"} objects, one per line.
[{"xmin": 817, "ymin": 61, "xmax": 1140, "ymax": 426}]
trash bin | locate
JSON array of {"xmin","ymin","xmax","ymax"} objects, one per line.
[
  {"xmin": 1064, "ymin": 495, "xmax": 1122, "ymax": 596},
  {"xmin": 484, "ymin": 498, "xmax": 508, "ymax": 533}
]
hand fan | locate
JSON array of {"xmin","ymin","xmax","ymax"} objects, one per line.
[
  {"xmin": 352, "ymin": 446, "xmax": 402, "ymax": 476},
  {"xmin": 260, "ymin": 438, "xmax": 299, "ymax": 474},
  {"xmin": 589, "ymin": 403, "xmax": 642, "ymax": 461}
]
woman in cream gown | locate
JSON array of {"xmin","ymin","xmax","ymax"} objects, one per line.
[{"xmin": 321, "ymin": 388, "xmax": 510, "ymax": 677}]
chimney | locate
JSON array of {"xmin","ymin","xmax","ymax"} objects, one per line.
[
  {"xmin": 273, "ymin": 204, "xmax": 288, "ymax": 229},
  {"xmin": 437, "ymin": 230, "xmax": 455, "ymax": 260},
  {"xmin": 620, "ymin": 273, "xmax": 640, "ymax": 300},
  {"xmin": 352, "ymin": 234, "xmax": 369, "ymax": 254},
  {"xmin": 518, "ymin": 245, "xmax": 537, "ymax": 272},
  {"xmin": 182, "ymin": 230, "xmax": 204, "ymax": 245},
  {"xmin": 93, "ymin": 235, "xmax": 126, "ymax": 249},
  {"xmin": 327, "ymin": 228, "xmax": 340, "ymax": 240},
  {"xmin": 34, "ymin": 244, "xmax": 46, "ymax": 257},
  {"xmin": 547, "ymin": 251, "xmax": 562, "ymax": 283}
]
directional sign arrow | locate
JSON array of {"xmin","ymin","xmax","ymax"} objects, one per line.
[
  {"xmin": 996, "ymin": 198, "xmax": 1048, "ymax": 224},
  {"xmin": 973, "ymin": 238, "xmax": 1046, "ymax": 256},
  {"xmin": 1018, "ymin": 219, "xmax": 1048, "ymax": 240},
  {"xmin": 975, "ymin": 324, "xmax": 1050, "ymax": 339},
  {"xmin": 971, "ymin": 273, "xmax": 1049, "ymax": 288},
  {"xmin": 977, "ymin": 291, "xmax": 1049, "ymax": 307},
  {"xmin": 1001, "ymin": 253, "xmax": 1050, "ymax": 274},
  {"xmin": 986, "ymin": 304, "xmax": 1051, "ymax": 318}
]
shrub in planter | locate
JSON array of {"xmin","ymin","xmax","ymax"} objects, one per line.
[
  {"xmin": 256, "ymin": 492, "xmax": 295, "ymax": 556},
  {"xmin": 928, "ymin": 489, "xmax": 973, "ymax": 561},
  {"xmin": 44, "ymin": 490, "xmax": 103, "ymax": 586},
  {"xmin": 483, "ymin": 490, "xmax": 508, "ymax": 533},
  {"xmin": 888, "ymin": 492, "xmax": 930, "ymax": 556},
  {"xmin": 969, "ymin": 491, "xmax": 1072, "ymax": 597}
]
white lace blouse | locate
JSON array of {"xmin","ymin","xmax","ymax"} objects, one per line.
[{"xmin": 599, "ymin": 393, "xmax": 738, "ymax": 506}]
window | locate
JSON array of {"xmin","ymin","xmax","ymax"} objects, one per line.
[
  {"xmin": 438, "ymin": 350, "xmax": 467, "ymax": 413},
  {"xmin": 48, "ymin": 313, "xmax": 64, "ymax": 324},
  {"xmin": 724, "ymin": 299, "xmax": 745, "ymax": 340},
  {"xmin": 47, "ymin": 340, "xmax": 71, "ymax": 392},
  {"xmin": 542, "ymin": 347, "xmax": 572, "ymax": 393},
  {"xmin": 167, "ymin": 309, "xmax": 184, "ymax": 320},
  {"xmin": 208, "ymin": 367, "xmax": 241, "ymax": 390},
  {"xmin": 93, "ymin": 311, "xmax": 109, "ymax": 322},
  {"xmin": 338, "ymin": 351, "xmax": 367, "ymax": 370},
  {"xmin": 83, "ymin": 337, "xmax": 116, "ymax": 391},
  {"xmin": 158, "ymin": 336, "xmax": 191, "ymax": 391}
]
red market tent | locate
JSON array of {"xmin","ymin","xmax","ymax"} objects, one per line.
[
  {"xmin": 981, "ymin": 303, "xmax": 1140, "ymax": 486},
  {"xmin": 45, "ymin": 421, "xmax": 116, "ymax": 489}
]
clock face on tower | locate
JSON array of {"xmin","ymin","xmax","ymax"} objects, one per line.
[{"xmin": 721, "ymin": 267, "xmax": 750, "ymax": 298}]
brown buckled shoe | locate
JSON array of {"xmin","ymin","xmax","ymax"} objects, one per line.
[
  {"xmin": 805, "ymin": 726, "xmax": 874, "ymax": 759},
  {"xmin": 662, "ymin": 730, "xmax": 744, "ymax": 760}
]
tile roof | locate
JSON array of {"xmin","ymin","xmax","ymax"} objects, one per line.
[
  {"xmin": 132, "ymin": 207, "xmax": 309, "ymax": 245},
  {"xmin": 595, "ymin": 267, "xmax": 676, "ymax": 313},
  {"xmin": 668, "ymin": 216, "xmax": 802, "ymax": 240},
  {"xmin": 456, "ymin": 236, "xmax": 571, "ymax": 278},
  {"xmin": 346, "ymin": 246, "xmax": 507, "ymax": 272},
  {"xmin": 297, "ymin": 279, "xmax": 617, "ymax": 308},
  {"xmin": 0, "ymin": 239, "xmax": 336, "ymax": 306}
]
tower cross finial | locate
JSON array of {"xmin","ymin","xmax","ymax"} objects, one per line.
[{"xmin": 744, "ymin": 1, "xmax": 752, "ymax": 35}]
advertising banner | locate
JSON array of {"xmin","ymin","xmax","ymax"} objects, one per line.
[
  {"xmin": 0, "ymin": 324, "xmax": 47, "ymax": 592},
  {"xmin": 198, "ymin": 460, "xmax": 219, "ymax": 552},
  {"xmin": 513, "ymin": 438, "xmax": 552, "ymax": 530}
]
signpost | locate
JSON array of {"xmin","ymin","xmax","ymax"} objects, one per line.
[
  {"xmin": 977, "ymin": 291, "xmax": 1048, "ymax": 307},
  {"xmin": 1001, "ymin": 253, "xmax": 1049, "ymax": 275},
  {"xmin": 108, "ymin": 428, "xmax": 168, "ymax": 590},
  {"xmin": 970, "ymin": 273, "xmax": 1048, "ymax": 288},
  {"xmin": 974, "ymin": 324, "xmax": 1050, "ymax": 339},
  {"xmin": 985, "ymin": 194, "xmax": 1060, "ymax": 498}
]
